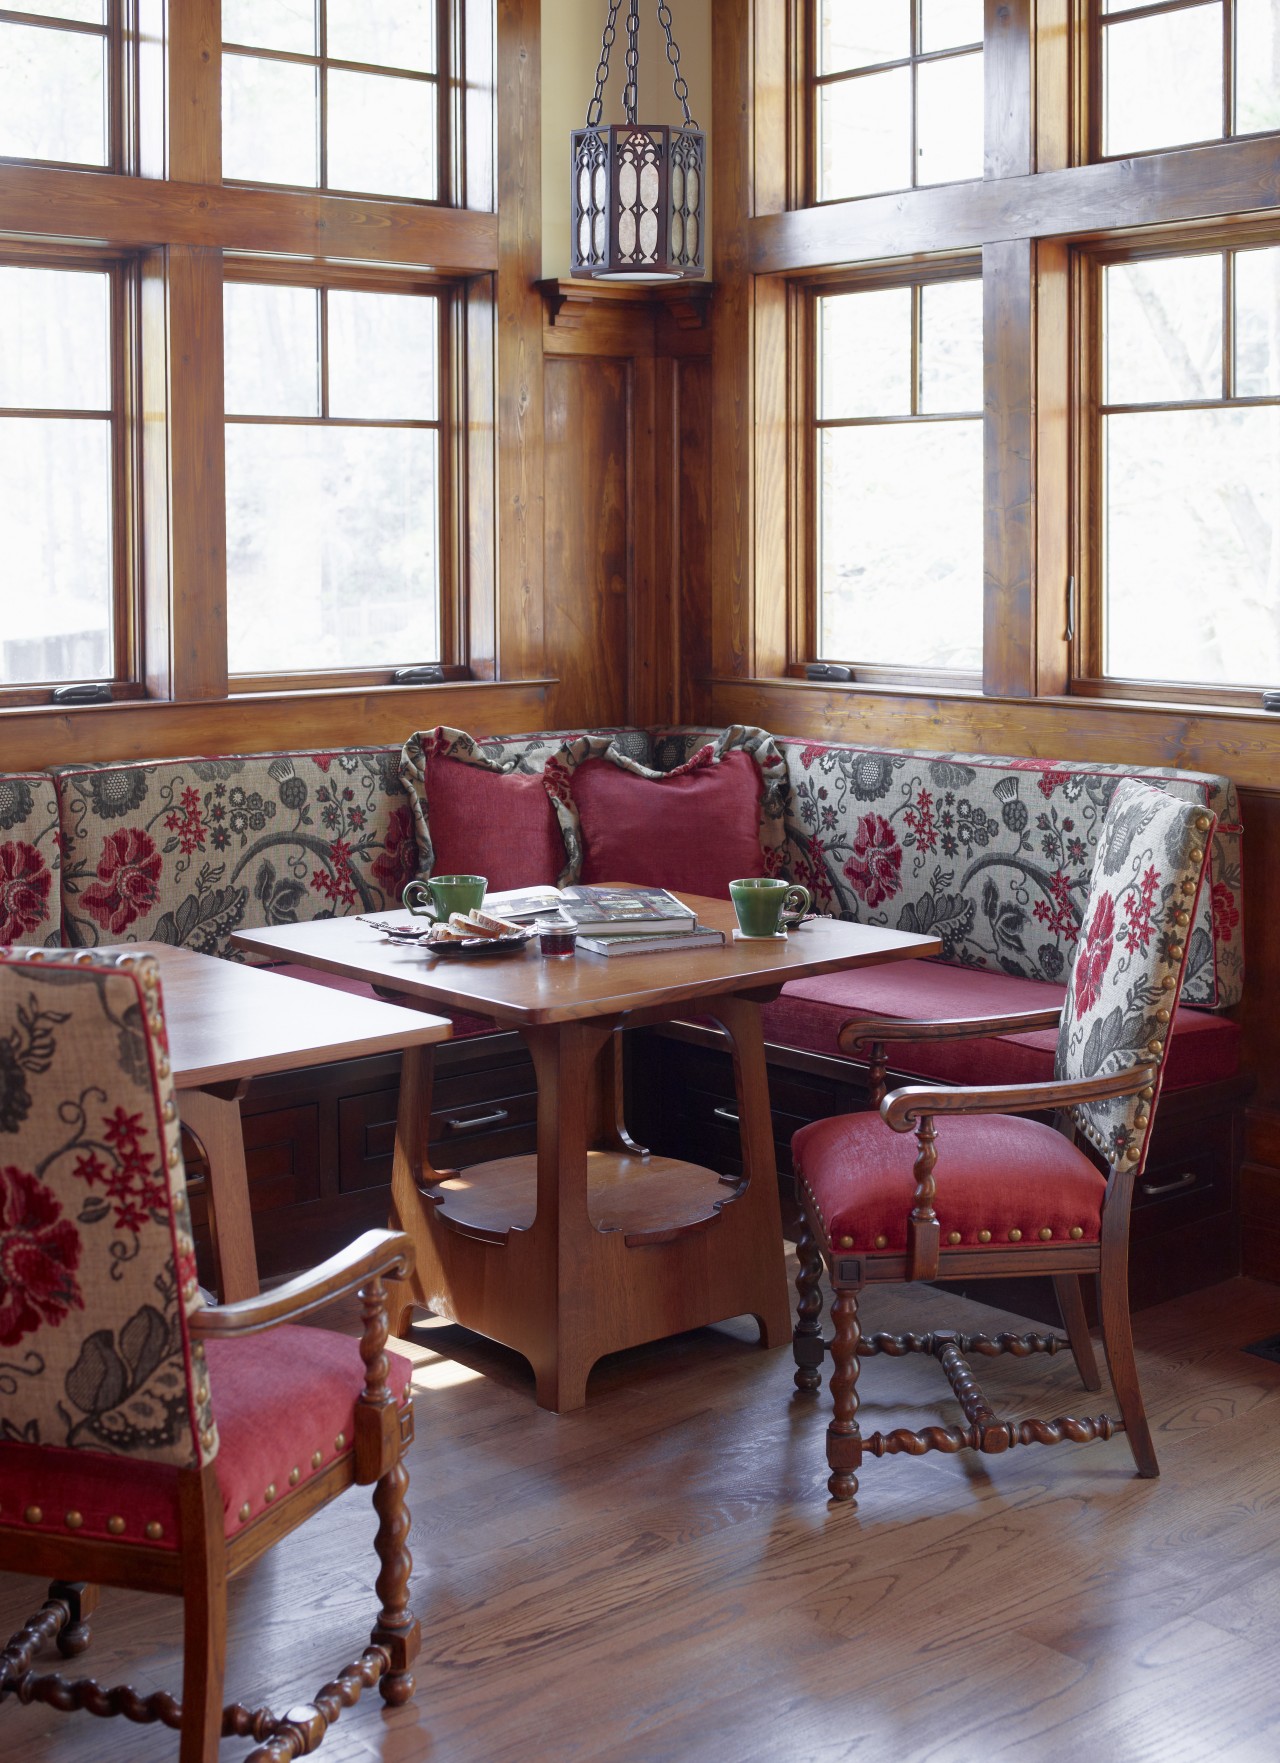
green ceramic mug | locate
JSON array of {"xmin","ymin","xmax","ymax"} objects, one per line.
[
  {"xmin": 402, "ymin": 874, "xmax": 487, "ymax": 921},
  {"xmin": 729, "ymin": 877, "xmax": 812, "ymax": 938}
]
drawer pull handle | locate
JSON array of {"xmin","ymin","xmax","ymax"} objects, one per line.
[
  {"xmin": 444, "ymin": 1108, "xmax": 511, "ymax": 1135},
  {"xmin": 1140, "ymin": 1169, "xmax": 1197, "ymax": 1198},
  {"xmin": 713, "ymin": 1105, "xmax": 740, "ymax": 1126}
]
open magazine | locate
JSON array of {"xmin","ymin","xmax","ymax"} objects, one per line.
[{"xmin": 483, "ymin": 884, "xmax": 697, "ymax": 935}]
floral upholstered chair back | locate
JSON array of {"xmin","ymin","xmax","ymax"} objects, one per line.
[
  {"xmin": 0, "ymin": 950, "xmax": 217, "ymax": 1467},
  {"xmin": 1055, "ymin": 779, "xmax": 1215, "ymax": 1174}
]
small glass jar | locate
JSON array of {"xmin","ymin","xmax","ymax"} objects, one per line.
[{"xmin": 537, "ymin": 917, "xmax": 577, "ymax": 958}]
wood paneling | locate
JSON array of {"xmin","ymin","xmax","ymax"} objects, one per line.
[
  {"xmin": 0, "ymin": 165, "xmax": 499, "ymax": 270},
  {"xmin": 983, "ymin": 238, "xmax": 1037, "ymax": 698},
  {"xmin": 0, "ymin": 681, "xmax": 550, "ymax": 769},
  {"xmin": 543, "ymin": 354, "xmax": 630, "ymax": 728},
  {"xmin": 677, "ymin": 354, "xmax": 713, "ymax": 726},
  {"xmin": 748, "ymin": 132, "xmax": 1280, "ymax": 274},
  {"xmin": 985, "ymin": 0, "xmax": 1033, "ymax": 182}
]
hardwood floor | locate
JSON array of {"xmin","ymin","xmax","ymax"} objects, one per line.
[{"xmin": 3, "ymin": 1269, "xmax": 1280, "ymax": 1761}]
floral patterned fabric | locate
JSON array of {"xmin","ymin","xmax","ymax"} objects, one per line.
[
  {"xmin": 53, "ymin": 750, "xmax": 411, "ymax": 961},
  {"xmin": 0, "ymin": 949, "xmax": 215, "ymax": 1468},
  {"xmin": 0, "ymin": 773, "xmax": 61, "ymax": 948},
  {"xmin": 541, "ymin": 725, "xmax": 788, "ymax": 886},
  {"xmin": 1056, "ymin": 780, "xmax": 1215, "ymax": 1169},
  {"xmin": 748, "ymin": 737, "xmax": 1243, "ymax": 1010}
]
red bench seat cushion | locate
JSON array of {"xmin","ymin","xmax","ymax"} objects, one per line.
[
  {"xmin": 762, "ymin": 960, "xmax": 1240, "ymax": 1091},
  {"xmin": 793, "ymin": 1111, "xmax": 1107, "ymax": 1253}
]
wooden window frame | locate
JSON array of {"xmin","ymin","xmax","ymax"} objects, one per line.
[
  {"xmin": 808, "ymin": 0, "xmax": 984, "ymax": 207},
  {"xmin": 1089, "ymin": 0, "xmax": 1274, "ymax": 167},
  {"xmin": 221, "ymin": 257, "xmax": 462, "ymax": 695},
  {"xmin": 0, "ymin": 0, "xmax": 135, "ymax": 175},
  {"xmin": 221, "ymin": 0, "xmax": 453, "ymax": 209},
  {"xmin": 0, "ymin": 244, "xmax": 146, "ymax": 709},
  {"xmin": 798, "ymin": 256, "xmax": 985, "ymax": 689},
  {"xmin": 1071, "ymin": 221, "xmax": 1280, "ymax": 709}
]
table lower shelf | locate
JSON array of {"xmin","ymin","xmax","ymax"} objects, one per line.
[{"xmin": 425, "ymin": 1150, "xmax": 746, "ymax": 1247}]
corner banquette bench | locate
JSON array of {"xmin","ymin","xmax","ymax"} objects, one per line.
[{"xmin": 0, "ymin": 726, "xmax": 1246, "ymax": 1305}]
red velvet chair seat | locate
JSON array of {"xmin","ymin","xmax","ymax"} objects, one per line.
[
  {"xmin": 763, "ymin": 960, "xmax": 1239, "ymax": 1091},
  {"xmin": 792, "ymin": 1111, "xmax": 1107, "ymax": 1254},
  {"xmin": 0, "ymin": 1326, "xmax": 411, "ymax": 1552}
]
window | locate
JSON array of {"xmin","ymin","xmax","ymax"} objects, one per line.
[
  {"xmin": 222, "ymin": 0, "xmax": 441, "ymax": 201},
  {"xmin": 1097, "ymin": 0, "xmax": 1280, "ymax": 159},
  {"xmin": 815, "ymin": 0, "xmax": 983, "ymax": 201},
  {"xmin": 0, "ymin": 1, "xmax": 116, "ymax": 169},
  {"xmin": 223, "ymin": 273, "xmax": 444, "ymax": 682},
  {"xmin": 1087, "ymin": 242, "xmax": 1280, "ymax": 693},
  {"xmin": 0, "ymin": 259, "xmax": 131, "ymax": 694},
  {"xmin": 814, "ymin": 274, "xmax": 984, "ymax": 675}
]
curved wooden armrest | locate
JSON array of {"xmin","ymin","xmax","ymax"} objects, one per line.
[
  {"xmin": 880, "ymin": 1060, "xmax": 1159, "ymax": 1132},
  {"xmin": 190, "ymin": 1230, "xmax": 414, "ymax": 1338},
  {"xmin": 839, "ymin": 1007, "xmax": 1063, "ymax": 1058}
]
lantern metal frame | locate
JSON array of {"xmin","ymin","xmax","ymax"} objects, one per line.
[{"xmin": 570, "ymin": 0, "xmax": 705, "ymax": 282}]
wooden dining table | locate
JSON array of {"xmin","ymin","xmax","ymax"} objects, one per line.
[
  {"xmin": 109, "ymin": 943, "xmax": 453, "ymax": 1303},
  {"xmin": 233, "ymin": 900, "xmax": 941, "ymax": 1410}
]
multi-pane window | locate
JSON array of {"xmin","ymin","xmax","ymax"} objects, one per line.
[
  {"xmin": 1098, "ymin": 0, "xmax": 1280, "ymax": 158},
  {"xmin": 815, "ymin": 0, "xmax": 983, "ymax": 201},
  {"xmin": 223, "ymin": 277, "xmax": 443, "ymax": 680},
  {"xmin": 222, "ymin": 0, "xmax": 440, "ymax": 200},
  {"xmin": 0, "ymin": 262, "xmax": 122, "ymax": 689},
  {"xmin": 815, "ymin": 276, "xmax": 984, "ymax": 672},
  {"xmin": 1096, "ymin": 245, "xmax": 1280, "ymax": 689},
  {"xmin": 0, "ymin": 1, "xmax": 114, "ymax": 167}
]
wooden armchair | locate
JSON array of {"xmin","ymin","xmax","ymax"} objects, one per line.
[
  {"xmin": 0, "ymin": 949, "xmax": 419, "ymax": 1761},
  {"xmin": 790, "ymin": 779, "xmax": 1216, "ymax": 1504}
]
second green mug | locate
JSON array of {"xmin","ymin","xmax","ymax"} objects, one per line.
[
  {"xmin": 403, "ymin": 873, "xmax": 487, "ymax": 921},
  {"xmin": 729, "ymin": 877, "xmax": 812, "ymax": 938}
]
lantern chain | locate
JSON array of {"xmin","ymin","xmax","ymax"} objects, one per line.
[
  {"xmin": 657, "ymin": 2, "xmax": 697, "ymax": 130},
  {"xmin": 585, "ymin": 0, "xmax": 623, "ymax": 128},
  {"xmin": 623, "ymin": 0, "xmax": 640, "ymax": 125}
]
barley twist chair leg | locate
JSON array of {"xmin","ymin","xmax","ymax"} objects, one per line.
[
  {"xmin": 826, "ymin": 1284, "xmax": 864, "ymax": 1504},
  {"xmin": 792, "ymin": 1214, "xmax": 827, "ymax": 1394}
]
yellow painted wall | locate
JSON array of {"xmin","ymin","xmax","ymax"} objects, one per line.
[{"xmin": 540, "ymin": 0, "xmax": 712, "ymax": 280}]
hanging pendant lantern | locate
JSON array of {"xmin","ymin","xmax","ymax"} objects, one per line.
[{"xmin": 571, "ymin": 0, "xmax": 705, "ymax": 281}]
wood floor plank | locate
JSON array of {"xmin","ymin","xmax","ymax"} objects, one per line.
[{"xmin": 3, "ymin": 1273, "xmax": 1279, "ymax": 1761}]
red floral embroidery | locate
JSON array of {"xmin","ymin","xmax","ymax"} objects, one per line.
[
  {"xmin": 1033, "ymin": 867, "xmax": 1079, "ymax": 944},
  {"xmin": 1119, "ymin": 865, "xmax": 1161, "ymax": 955},
  {"xmin": 82, "ymin": 828, "xmax": 162, "ymax": 935},
  {"xmin": 0, "ymin": 841, "xmax": 52, "ymax": 943},
  {"xmin": 799, "ymin": 744, "xmax": 829, "ymax": 769},
  {"xmin": 663, "ymin": 744, "xmax": 716, "ymax": 781},
  {"xmin": 843, "ymin": 814, "xmax": 903, "ymax": 909},
  {"xmin": 1212, "ymin": 881, "xmax": 1239, "ymax": 944},
  {"xmin": 904, "ymin": 786, "xmax": 937, "ymax": 854},
  {"xmin": 541, "ymin": 756, "xmax": 574, "ymax": 806},
  {"xmin": 1073, "ymin": 891, "xmax": 1116, "ymax": 1019},
  {"xmin": 313, "ymin": 753, "xmax": 335, "ymax": 773},
  {"xmin": 1006, "ymin": 758, "xmax": 1072, "ymax": 798},
  {"xmin": 163, "ymin": 785, "xmax": 208, "ymax": 856},
  {"xmin": 77, "ymin": 1106, "xmax": 166, "ymax": 1235},
  {"xmin": 312, "ymin": 839, "xmax": 358, "ymax": 909},
  {"xmin": 372, "ymin": 806, "xmax": 417, "ymax": 898},
  {"xmin": 0, "ymin": 1165, "xmax": 83, "ymax": 1346}
]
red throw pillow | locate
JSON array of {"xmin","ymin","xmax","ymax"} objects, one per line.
[
  {"xmin": 422, "ymin": 753, "xmax": 564, "ymax": 891},
  {"xmin": 570, "ymin": 750, "xmax": 765, "ymax": 897}
]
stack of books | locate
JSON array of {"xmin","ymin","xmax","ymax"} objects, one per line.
[{"xmin": 483, "ymin": 884, "xmax": 726, "ymax": 957}]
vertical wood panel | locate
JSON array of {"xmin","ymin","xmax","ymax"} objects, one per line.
[
  {"xmin": 1035, "ymin": 239, "xmax": 1070, "ymax": 698},
  {"xmin": 985, "ymin": 0, "xmax": 1033, "ymax": 181},
  {"xmin": 142, "ymin": 244, "xmax": 227, "ymax": 702},
  {"xmin": 496, "ymin": 0, "xmax": 545, "ymax": 682},
  {"xmin": 543, "ymin": 356, "xmax": 629, "ymax": 729},
  {"xmin": 983, "ymin": 237, "xmax": 1037, "ymax": 698},
  {"xmin": 165, "ymin": 0, "xmax": 221, "ymax": 183},
  {"xmin": 465, "ymin": 275, "xmax": 498, "ymax": 678},
  {"xmin": 677, "ymin": 355, "xmax": 713, "ymax": 725}
]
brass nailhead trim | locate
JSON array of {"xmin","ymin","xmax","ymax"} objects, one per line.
[
  {"xmin": 1169, "ymin": 944, "xmax": 1185, "ymax": 961},
  {"xmin": 978, "ymin": 1230, "xmax": 992, "ymax": 1244},
  {"xmin": 1189, "ymin": 847, "xmax": 1204, "ymax": 863},
  {"xmin": 1008, "ymin": 1228, "xmax": 1022, "ymax": 1242},
  {"xmin": 873, "ymin": 1234, "xmax": 888, "ymax": 1250},
  {"xmin": 239, "ymin": 1503, "xmax": 251, "ymax": 1524},
  {"xmin": 1127, "ymin": 1147, "xmax": 1142, "ymax": 1162},
  {"xmin": 65, "ymin": 1511, "xmax": 83, "ymax": 1530},
  {"xmin": 145, "ymin": 1521, "xmax": 163, "ymax": 1541},
  {"xmin": 837, "ymin": 1235, "xmax": 854, "ymax": 1249},
  {"xmin": 1070, "ymin": 1226, "xmax": 1084, "ymax": 1240},
  {"xmin": 1194, "ymin": 814, "xmax": 1211, "ymax": 831},
  {"xmin": 24, "ymin": 1506, "xmax": 42, "ymax": 1525},
  {"xmin": 107, "ymin": 1515, "xmax": 125, "ymax": 1535},
  {"xmin": 1038, "ymin": 1228, "xmax": 1053, "ymax": 1241},
  {"xmin": 946, "ymin": 1231, "xmax": 961, "ymax": 1245},
  {"xmin": 1155, "ymin": 1008, "xmax": 1171, "ymax": 1023},
  {"xmin": 311, "ymin": 1450, "xmax": 323, "ymax": 1470},
  {"xmin": 264, "ymin": 1483, "xmax": 277, "ymax": 1503},
  {"xmin": 1147, "ymin": 1039, "xmax": 1163, "ymax": 1054},
  {"xmin": 1174, "ymin": 911, "xmax": 1189, "ymax": 926},
  {"xmin": 289, "ymin": 1467, "xmax": 300, "ymax": 1486}
]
